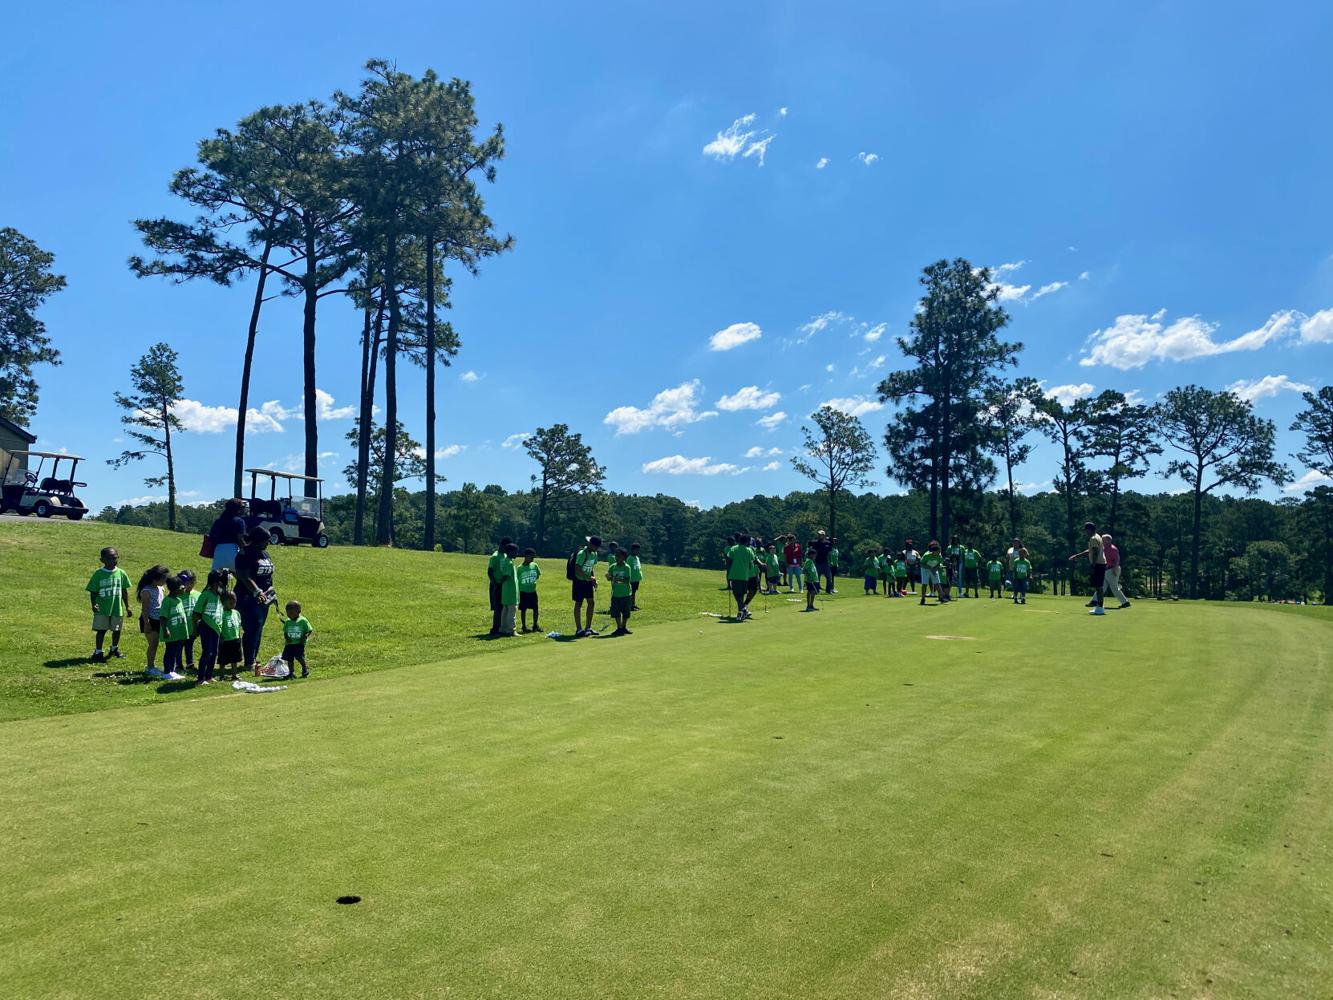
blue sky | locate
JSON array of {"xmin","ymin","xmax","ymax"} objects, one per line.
[{"xmin": 3, "ymin": 1, "xmax": 1331, "ymax": 511}]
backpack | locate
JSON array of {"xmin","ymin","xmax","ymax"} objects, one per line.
[{"xmin": 566, "ymin": 549, "xmax": 581, "ymax": 581}]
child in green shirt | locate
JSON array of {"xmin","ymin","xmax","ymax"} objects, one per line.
[
  {"xmin": 986, "ymin": 556, "xmax": 1005, "ymax": 599},
  {"xmin": 607, "ymin": 549, "xmax": 635, "ymax": 635},
  {"xmin": 158, "ymin": 575, "xmax": 191, "ymax": 680},
  {"xmin": 628, "ymin": 543, "xmax": 645, "ymax": 610},
  {"xmin": 764, "ymin": 545, "xmax": 782, "ymax": 595},
  {"xmin": 920, "ymin": 542, "xmax": 944, "ymax": 606},
  {"xmin": 217, "ymin": 591, "xmax": 243, "ymax": 680},
  {"xmin": 1012, "ymin": 549, "xmax": 1031, "ymax": 605},
  {"xmin": 177, "ymin": 569, "xmax": 199, "ymax": 673},
  {"xmin": 518, "ymin": 548, "xmax": 541, "ymax": 633},
  {"xmin": 193, "ymin": 569, "xmax": 231, "ymax": 685},
  {"xmin": 862, "ymin": 551, "xmax": 879, "ymax": 595},
  {"xmin": 497, "ymin": 542, "xmax": 520, "ymax": 637},
  {"xmin": 877, "ymin": 550, "xmax": 892, "ymax": 597},
  {"xmin": 282, "ymin": 600, "xmax": 314, "ymax": 677},
  {"xmin": 893, "ymin": 557, "xmax": 908, "ymax": 597},
  {"xmin": 802, "ymin": 551, "xmax": 819, "ymax": 611},
  {"xmin": 86, "ymin": 546, "xmax": 132, "ymax": 663}
]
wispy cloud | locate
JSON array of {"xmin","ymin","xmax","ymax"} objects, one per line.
[
  {"xmin": 1045, "ymin": 382, "xmax": 1096, "ymax": 406},
  {"xmin": 702, "ymin": 113, "xmax": 776, "ymax": 166},
  {"xmin": 745, "ymin": 446, "xmax": 783, "ymax": 458},
  {"xmin": 460, "ymin": 370, "xmax": 482, "ymax": 383},
  {"xmin": 756, "ymin": 411, "xmax": 787, "ymax": 430},
  {"xmin": 1286, "ymin": 469, "xmax": 1333, "ymax": 492},
  {"xmin": 863, "ymin": 323, "xmax": 886, "ymax": 343},
  {"xmin": 857, "ymin": 151, "xmax": 879, "ymax": 165},
  {"xmin": 604, "ymin": 380, "xmax": 718, "ymax": 435},
  {"xmin": 1302, "ymin": 308, "xmax": 1333, "ymax": 343},
  {"xmin": 1080, "ymin": 308, "xmax": 1305, "ymax": 370},
  {"xmin": 762, "ymin": 461, "xmax": 781, "ymax": 471},
  {"xmin": 1032, "ymin": 281, "xmax": 1069, "ymax": 299},
  {"xmin": 501, "ymin": 432, "xmax": 530, "ymax": 450},
  {"xmin": 709, "ymin": 322, "xmax": 762, "ymax": 352},
  {"xmin": 716, "ymin": 385, "xmax": 781, "ymax": 411},
  {"xmin": 1226, "ymin": 374, "xmax": 1314, "ymax": 402},
  {"xmin": 642, "ymin": 454, "xmax": 743, "ymax": 476},
  {"xmin": 820, "ymin": 396, "xmax": 884, "ymax": 418},
  {"xmin": 815, "ymin": 156, "xmax": 829, "ymax": 170},
  {"xmin": 778, "ymin": 106, "xmax": 789, "ymax": 117},
  {"xmin": 169, "ymin": 388, "xmax": 354, "ymax": 434}
]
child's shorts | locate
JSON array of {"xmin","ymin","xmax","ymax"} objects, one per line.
[
  {"xmin": 92, "ymin": 614, "xmax": 123, "ymax": 631},
  {"xmin": 218, "ymin": 638, "xmax": 243, "ymax": 666},
  {"xmin": 610, "ymin": 595, "xmax": 632, "ymax": 618},
  {"xmin": 921, "ymin": 569, "xmax": 941, "ymax": 585},
  {"xmin": 806, "ymin": 581, "xmax": 820, "ymax": 595},
  {"xmin": 139, "ymin": 616, "xmax": 160, "ymax": 635},
  {"xmin": 864, "ymin": 575, "xmax": 877, "ymax": 589},
  {"xmin": 282, "ymin": 643, "xmax": 307, "ymax": 665},
  {"xmin": 519, "ymin": 591, "xmax": 539, "ymax": 612}
]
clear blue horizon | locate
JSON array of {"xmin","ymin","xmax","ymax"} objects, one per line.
[{"xmin": 3, "ymin": 1, "xmax": 1331, "ymax": 511}]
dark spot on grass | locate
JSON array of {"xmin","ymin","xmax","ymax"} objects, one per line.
[
  {"xmin": 773, "ymin": 735, "xmax": 783, "ymax": 740},
  {"xmin": 336, "ymin": 895, "xmax": 361, "ymax": 905},
  {"xmin": 1100, "ymin": 852, "xmax": 1114, "ymax": 858}
]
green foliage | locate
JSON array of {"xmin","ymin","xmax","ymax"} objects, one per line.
[
  {"xmin": 791, "ymin": 405, "xmax": 876, "ymax": 537},
  {"xmin": 446, "ymin": 482, "xmax": 498, "ymax": 553},
  {"xmin": 524, "ymin": 423, "xmax": 605, "ymax": 551},
  {"xmin": 1291, "ymin": 385, "xmax": 1333, "ymax": 479},
  {"xmin": 0, "ymin": 227, "xmax": 65, "ymax": 423},
  {"xmin": 108, "ymin": 343, "xmax": 186, "ymax": 531}
]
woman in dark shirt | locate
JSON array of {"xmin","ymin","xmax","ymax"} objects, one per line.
[
  {"xmin": 235, "ymin": 526, "xmax": 276, "ymax": 670},
  {"xmin": 208, "ymin": 499, "xmax": 248, "ymax": 572}
]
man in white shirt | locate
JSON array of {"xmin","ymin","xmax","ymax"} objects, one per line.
[{"xmin": 1068, "ymin": 522, "xmax": 1108, "ymax": 616}]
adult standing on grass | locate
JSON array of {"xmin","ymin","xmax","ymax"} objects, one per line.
[
  {"xmin": 207, "ymin": 499, "xmax": 247, "ymax": 572},
  {"xmin": 235, "ymin": 526, "xmax": 277, "ymax": 669},
  {"xmin": 784, "ymin": 535, "xmax": 803, "ymax": 593},
  {"xmin": 487, "ymin": 536, "xmax": 513, "ymax": 637},
  {"xmin": 1102, "ymin": 533, "xmax": 1132, "ymax": 609},
  {"xmin": 1069, "ymin": 521, "xmax": 1108, "ymax": 616},
  {"xmin": 571, "ymin": 535, "xmax": 601, "ymax": 637},
  {"xmin": 812, "ymin": 530, "xmax": 835, "ymax": 594},
  {"xmin": 903, "ymin": 539, "xmax": 920, "ymax": 594}
]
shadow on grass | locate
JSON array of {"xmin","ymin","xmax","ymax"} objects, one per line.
[{"xmin": 44, "ymin": 657, "xmax": 91, "ymax": 669}]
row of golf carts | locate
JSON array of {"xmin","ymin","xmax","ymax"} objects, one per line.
[{"xmin": 0, "ymin": 452, "xmax": 329, "ymax": 548}]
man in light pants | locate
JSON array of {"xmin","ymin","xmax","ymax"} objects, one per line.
[{"xmin": 1102, "ymin": 533, "xmax": 1131, "ymax": 608}]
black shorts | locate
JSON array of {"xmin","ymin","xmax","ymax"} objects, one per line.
[
  {"xmin": 746, "ymin": 576, "xmax": 760, "ymax": 597},
  {"xmin": 729, "ymin": 579, "xmax": 749, "ymax": 603},
  {"xmin": 806, "ymin": 581, "xmax": 820, "ymax": 595},
  {"xmin": 140, "ymin": 616, "xmax": 160, "ymax": 634},
  {"xmin": 610, "ymin": 595, "xmax": 632, "ymax": 617},
  {"xmin": 1090, "ymin": 564, "xmax": 1107, "ymax": 588},
  {"xmin": 965, "ymin": 567, "xmax": 979, "ymax": 584},
  {"xmin": 519, "ymin": 591, "xmax": 539, "ymax": 611},
  {"xmin": 571, "ymin": 579, "xmax": 595, "ymax": 602},
  {"xmin": 218, "ymin": 638, "xmax": 243, "ymax": 666},
  {"xmin": 489, "ymin": 582, "xmax": 502, "ymax": 611},
  {"xmin": 283, "ymin": 643, "xmax": 307, "ymax": 664}
]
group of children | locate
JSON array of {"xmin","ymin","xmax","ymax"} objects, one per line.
[
  {"xmin": 486, "ymin": 537, "xmax": 646, "ymax": 639},
  {"xmin": 854, "ymin": 537, "xmax": 1034, "ymax": 605},
  {"xmin": 84, "ymin": 546, "xmax": 314, "ymax": 685}
]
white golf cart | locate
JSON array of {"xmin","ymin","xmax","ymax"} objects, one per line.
[
  {"xmin": 0, "ymin": 450, "xmax": 88, "ymax": 519},
  {"xmin": 244, "ymin": 468, "xmax": 329, "ymax": 548}
]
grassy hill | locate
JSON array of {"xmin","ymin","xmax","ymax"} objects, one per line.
[
  {"xmin": 2, "ymin": 571, "xmax": 1330, "ymax": 998},
  {"xmin": 0, "ymin": 520, "xmax": 745, "ymax": 721}
]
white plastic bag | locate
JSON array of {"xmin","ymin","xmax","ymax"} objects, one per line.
[{"xmin": 257, "ymin": 654, "xmax": 291, "ymax": 679}]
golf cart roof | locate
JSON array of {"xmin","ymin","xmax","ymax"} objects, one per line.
[
  {"xmin": 7, "ymin": 450, "xmax": 84, "ymax": 461},
  {"xmin": 244, "ymin": 468, "xmax": 324, "ymax": 483}
]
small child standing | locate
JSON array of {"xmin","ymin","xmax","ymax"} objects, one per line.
[
  {"xmin": 862, "ymin": 550, "xmax": 879, "ymax": 595},
  {"xmin": 497, "ymin": 542, "xmax": 520, "ymax": 637},
  {"xmin": 518, "ymin": 549, "xmax": 541, "ymax": 633},
  {"xmin": 920, "ymin": 542, "xmax": 943, "ymax": 606},
  {"xmin": 1012, "ymin": 549, "xmax": 1032, "ymax": 605},
  {"xmin": 893, "ymin": 555, "xmax": 908, "ymax": 596},
  {"xmin": 137, "ymin": 564, "xmax": 170, "ymax": 678},
  {"xmin": 607, "ymin": 548, "xmax": 635, "ymax": 636},
  {"xmin": 986, "ymin": 556, "xmax": 1005, "ymax": 599},
  {"xmin": 628, "ymin": 543, "xmax": 645, "ymax": 610},
  {"xmin": 217, "ymin": 591, "xmax": 243, "ymax": 680},
  {"xmin": 281, "ymin": 600, "xmax": 314, "ymax": 677},
  {"xmin": 802, "ymin": 548, "xmax": 819, "ymax": 611},
  {"xmin": 877, "ymin": 549, "xmax": 892, "ymax": 597},
  {"xmin": 158, "ymin": 575, "xmax": 190, "ymax": 680},
  {"xmin": 86, "ymin": 546, "xmax": 132, "ymax": 663},
  {"xmin": 193, "ymin": 569, "xmax": 231, "ymax": 685},
  {"xmin": 177, "ymin": 569, "xmax": 199, "ymax": 673}
]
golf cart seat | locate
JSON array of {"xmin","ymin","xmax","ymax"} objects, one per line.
[
  {"xmin": 250, "ymin": 498, "xmax": 283, "ymax": 519},
  {"xmin": 40, "ymin": 478, "xmax": 72, "ymax": 494}
]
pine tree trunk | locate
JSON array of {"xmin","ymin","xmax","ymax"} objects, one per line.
[
  {"xmin": 234, "ymin": 240, "xmax": 271, "ymax": 499},
  {"xmin": 163, "ymin": 402, "xmax": 177, "ymax": 533},
  {"xmin": 536, "ymin": 476, "xmax": 549, "ymax": 554},
  {"xmin": 354, "ymin": 288, "xmax": 385, "ymax": 546},
  {"xmin": 301, "ymin": 231, "xmax": 320, "ymax": 498},
  {"xmin": 1190, "ymin": 469, "xmax": 1204, "ymax": 600},
  {"xmin": 423, "ymin": 235, "xmax": 437, "ymax": 551},
  {"xmin": 375, "ymin": 242, "xmax": 400, "ymax": 546}
]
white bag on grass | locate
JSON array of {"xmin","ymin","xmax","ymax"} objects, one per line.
[{"xmin": 257, "ymin": 654, "xmax": 291, "ymax": 680}]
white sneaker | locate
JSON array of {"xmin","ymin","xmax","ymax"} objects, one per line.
[
  {"xmin": 145, "ymin": 667, "xmax": 166, "ymax": 679},
  {"xmin": 1089, "ymin": 606, "xmax": 1105, "ymax": 616},
  {"xmin": 165, "ymin": 671, "xmax": 185, "ymax": 680}
]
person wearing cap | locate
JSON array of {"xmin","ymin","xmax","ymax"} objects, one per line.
[
  {"xmin": 1102, "ymin": 533, "xmax": 1131, "ymax": 609},
  {"xmin": 1069, "ymin": 521, "xmax": 1108, "ymax": 616},
  {"xmin": 572, "ymin": 535, "xmax": 601, "ymax": 637}
]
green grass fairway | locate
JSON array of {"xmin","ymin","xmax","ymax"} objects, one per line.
[
  {"xmin": 3, "ymin": 583, "xmax": 1330, "ymax": 998},
  {"xmin": 0, "ymin": 521, "xmax": 736, "ymax": 721}
]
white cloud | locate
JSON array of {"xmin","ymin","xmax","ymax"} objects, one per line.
[
  {"xmin": 169, "ymin": 392, "xmax": 353, "ymax": 435},
  {"xmin": 995, "ymin": 261, "xmax": 1027, "ymax": 274},
  {"xmin": 717, "ymin": 385, "xmax": 781, "ymax": 411},
  {"xmin": 1080, "ymin": 309, "xmax": 1303, "ymax": 369},
  {"xmin": 756, "ymin": 411, "xmax": 787, "ymax": 430},
  {"xmin": 1301, "ymin": 308, "xmax": 1333, "ymax": 343},
  {"xmin": 683, "ymin": 499, "xmax": 701, "ymax": 510},
  {"xmin": 1045, "ymin": 382, "xmax": 1096, "ymax": 406},
  {"xmin": 825, "ymin": 363, "xmax": 836, "ymax": 373},
  {"xmin": 460, "ymin": 370, "xmax": 482, "ymax": 383},
  {"xmin": 1123, "ymin": 389, "xmax": 1147, "ymax": 406},
  {"xmin": 1032, "ymin": 281, "xmax": 1069, "ymax": 299},
  {"xmin": 1285, "ymin": 469, "xmax": 1333, "ymax": 492},
  {"xmin": 1226, "ymin": 374, "xmax": 1314, "ymax": 403},
  {"xmin": 762, "ymin": 461, "xmax": 781, "ymax": 472},
  {"xmin": 312, "ymin": 389, "xmax": 355, "ymax": 421},
  {"xmin": 745, "ymin": 446, "xmax": 784, "ymax": 458},
  {"xmin": 604, "ymin": 380, "xmax": 718, "ymax": 435},
  {"xmin": 1012, "ymin": 481, "xmax": 1048, "ymax": 495},
  {"xmin": 815, "ymin": 156, "xmax": 829, "ymax": 169},
  {"xmin": 437, "ymin": 444, "xmax": 464, "ymax": 459},
  {"xmin": 501, "ymin": 432, "xmax": 529, "ymax": 450},
  {"xmin": 702, "ymin": 113, "xmax": 775, "ymax": 166},
  {"xmin": 1078, "ymin": 271, "xmax": 1091, "ymax": 280},
  {"xmin": 112, "ymin": 490, "xmax": 202, "ymax": 508},
  {"xmin": 796, "ymin": 310, "xmax": 846, "ymax": 342},
  {"xmin": 821, "ymin": 395, "xmax": 884, "ymax": 418},
  {"xmin": 642, "ymin": 454, "xmax": 742, "ymax": 476},
  {"xmin": 857, "ymin": 151, "xmax": 879, "ymax": 165},
  {"xmin": 851, "ymin": 354, "xmax": 888, "ymax": 378},
  {"xmin": 993, "ymin": 282, "xmax": 1032, "ymax": 302},
  {"xmin": 863, "ymin": 323, "xmax": 886, "ymax": 343},
  {"xmin": 709, "ymin": 322, "xmax": 762, "ymax": 351},
  {"xmin": 778, "ymin": 106, "xmax": 789, "ymax": 117}
]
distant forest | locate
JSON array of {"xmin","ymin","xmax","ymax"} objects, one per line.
[{"xmin": 94, "ymin": 482, "xmax": 1332, "ymax": 604}]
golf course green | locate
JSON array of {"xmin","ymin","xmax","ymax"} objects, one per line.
[{"xmin": 2, "ymin": 522, "xmax": 1331, "ymax": 998}]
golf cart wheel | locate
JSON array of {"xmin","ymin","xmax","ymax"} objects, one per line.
[
  {"xmin": 34, "ymin": 500, "xmax": 52, "ymax": 518},
  {"xmin": 315, "ymin": 532, "xmax": 330, "ymax": 549},
  {"xmin": 68, "ymin": 510, "xmax": 85, "ymax": 521},
  {"xmin": 269, "ymin": 528, "xmax": 285, "ymax": 546}
]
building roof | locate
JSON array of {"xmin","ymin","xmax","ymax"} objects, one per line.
[{"xmin": 0, "ymin": 415, "xmax": 37, "ymax": 444}]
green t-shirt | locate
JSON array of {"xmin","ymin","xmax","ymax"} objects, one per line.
[
  {"xmin": 283, "ymin": 615, "xmax": 313, "ymax": 645},
  {"xmin": 497, "ymin": 554, "xmax": 519, "ymax": 605},
  {"xmin": 159, "ymin": 595, "xmax": 190, "ymax": 642},
  {"xmin": 628, "ymin": 555, "xmax": 643, "ymax": 583},
  {"xmin": 179, "ymin": 590, "xmax": 199, "ymax": 637},
  {"xmin": 726, "ymin": 544, "xmax": 756, "ymax": 581},
  {"xmin": 894, "ymin": 559, "xmax": 908, "ymax": 577},
  {"xmin": 195, "ymin": 589, "xmax": 225, "ymax": 634},
  {"xmin": 987, "ymin": 560, "xmax": 1004, "ymax": 580},
  {"xmin": 829, "ymin": 547, "xmax": 840, "ymax": 567},
  {"xmin": 964, "ymin": 549, "xmax": 980, "ymax": 568},
  {"xmin": 922, "ymin": 552, "xmax": 942, "ymax": 571},
  {"xmin": 802, "ymin": 556, "xmax": 817, "ymax": 582},
  {"xmin": 575, "ymin": 547, "xmax": 599, "ymax": 581},
  {"xmin": 86, "ymin": 567, "xmax": 132, "ymax": 617},
  {"xmin": 486, "ymin": 549, "xmax": 503, "ymax": 582},
  {"xmin": 1014, "ymin": 558, "xmax": 1031, "ymax": 580},
  {"xmin": 862, "ymin": 555, "xmax": 879, "ymax": 576},
  {"xmin": 219, "ymin": 608, "xmax": 242, "ymax": 642},
  {"xmin": 946, "ymin": 544, "xmax": 963, "ymax": 565},
  {"xmin": 518, "ymin": 561, "xmax": 541, "ymax": 593},
  {"xmin": 608, "ymin": 561, "xmax": 633, "ymax": 598},
  {"xmin": 747, "ymin": 546, "xmax": 761, "ymax": 579},
  {"xmin": 765, "ymin": 553, "xmax": 781, "ymax": 578}
]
